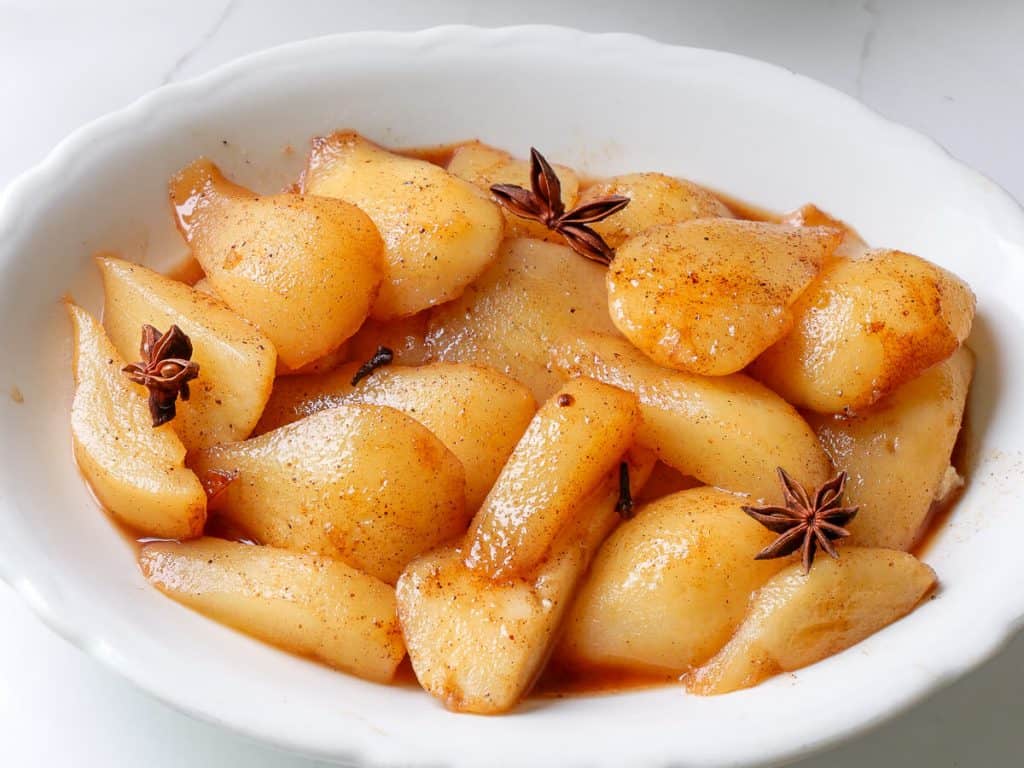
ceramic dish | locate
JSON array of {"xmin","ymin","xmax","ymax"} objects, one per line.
[{"xmin": 1, "ymin": 25, "xmax": 1023, "ymax": 768}]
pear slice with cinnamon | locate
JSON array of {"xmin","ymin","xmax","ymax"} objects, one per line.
[
  {"xmin": 67, "ymin": 302, "xmax": 206, "ymax": 539},
  {"xmin": 169, "ymin": 158, "xmax": 384, "ymax": 370},
  {"xmin": 302, "ymin": 131, "xmax": 504, "ymax": 320},
  {"xmin": 98, "ymin": 256, "xmax": 276, "ymax": 450}
]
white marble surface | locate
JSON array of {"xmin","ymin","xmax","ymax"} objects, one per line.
[{"xmin": 1, "ymin": 1, "xmax": 1022, "ymax": 766}]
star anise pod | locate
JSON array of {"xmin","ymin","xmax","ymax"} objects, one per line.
[
  {"xmin": 122, "ymin": 324, "xmax": 200, "ymax": 427},
  {"xmin": 490, "ymin": 148, "xmax": 630, "ymax": 265},
  {"xmin": 743, "ymin": 468, "xmax": 858, "ymax": 574}
]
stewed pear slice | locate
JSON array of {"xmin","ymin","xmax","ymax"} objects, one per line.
[
  {"xmin": 255, "ymin": 362, "xmax": 536, "ymax": 510},
  {"xmin": 169, "ymin": 158, "xmax": 384, "ymax": 370},
  {"xmin": 807, "ymin": 346, "xmax": 974, "ymax": 550},
  {"xmin": 688, "ymin": 548, "xmax": 936, "ymax": 695},
  {"xmin": 608, "ymin": 219, "xmax": 842, "ymax": 375},
  {"xmin": 464, "ymin": 378, "xmax": 640, "ymax": 579},
  {"xmin": 397, "ymin": 450, "xmax": 655, "ymax": 713},
  {"xmin": 346, "ymin": 311, "xmax": 431, "ymax": 367},
  {"xmin": 553, "ymin": 333, "xmax": 831, "ymax": 503},
  {"xmin": 575, "ymin": 173, "xmax": 732, "ymax": 248},
  {"xmin": 557, "ymin": 487, "xmax": 787, "ymax": 675},
  {"xmin": 188, "ymin": 404, "xmax": 467, "ymax": 584},
  {"xmin": 67, "ymin": 303, "xmax": 205, "ymax": 539},
  {"xmin": 751, "ymin": 249, "xmax": 975, "ymax": 412},
  {"xmin": 427, "ymin": 237, "xmax": 620, "ymax": 402},
  {"xmin": 447, "ymin": 141, "xmax": 582, "ymax": 242},
  {"xmin": 97, "ymin": 256, "xmax": 276, "ymax": 450},
  {"xmin": 302, "ymin": 131, "xmax": 504, "ymax": 319},
  {"xmin": 140, "ymin": 538, "xmax": 405, "ymax": 683}
]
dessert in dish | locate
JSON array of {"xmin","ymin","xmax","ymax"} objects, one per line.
[{"xmin": 66, "ymin": 132, "xmax": 974, "ymax": 713}]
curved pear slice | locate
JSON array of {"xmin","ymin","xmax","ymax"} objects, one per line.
[
  {"xmin": 188, "ymin": 404, "xmax": 468, "ymax": 584},
  {"xmin": 427, "ymin": 238, "xmax": 620, "ymax": 402},
  {"xmin": 688, "ymin": 548, "xmax": 936, "ymax": 695},
  {"xmin": 447, "ymin": 141, "xmax": 581, "ymax": 242},
  {"xmin": 558, "ymin": 487, "xmax": 786, "ymax": 675},
  {"xmin": 169, "ymin": 158, "xmax": 384, "ymax": 369},
  {"xmin": 576, "ymin": 172, "xmax": 732, "ymax": 249},
  {"xmin": 807, "ymin": 346, "xmax": 974, "ymax": 550},
  {"xmin": 140, "ymin": 538, "xmax": 405, "ymax": 683},
  {"xmin": 553, "ymin": 333, "xmax": 831, "ymax": 503},
  {"xmin": 97, "ymin": 256, "xmax": 276, "ymax": 450},
  {"xmin": 608, "ymin": 219, "xmax": 841, "ymax": 375},
  {"xmin": 254, "ymin": 361, "xmax": 537, "ymax": 511},
  {"xmin": 302, "ymin": 131, "xmax": 504, "ymax": 319},
  {"xmin": 68, "ymin": 303, "xmax": 205, "ymax": 539},
  {"xmin": 751, "ymin": 248, "xmax": 975, "ymax": 412}
]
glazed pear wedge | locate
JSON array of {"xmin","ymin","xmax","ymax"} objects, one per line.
[
  {"xmin": 808, "ymin": 346, "xmax": 974, "ymax": 550},
  {"xmin": 303, "ymin": 131, "xmax": 504, "ymax": 319},
  {"xmin": 752, "ymin": 248, "xmax": 975, "ymax": 412},
  {"xmin": 688, "ymin": 548, "xmax": 936, "ymax": 695},
  {"xmin": 427, "ymin": 238, "xmax": 621, "ymax": 402},
  {"xmin": 189, "ymin": 404, "xmax": 467, "ymax": 584},
  {"xmin": 255, "ymin": 361, "xmax": 537, "ymax": 510},
  {"xmin": 608, "ymin": 219, "xmax": 842, "ymax": 375},
  {"xmin": 557, "ymin": 487, "xmax": 787, "ymax": 675},
  {"xmin": 170, "ymin": 158, "xmax": 384, "ymax": 369},
  {"xmin": 97, "ymin": 256, "xmax": 276, "ymax": 450},
  {"xmin": 398, "ymin": 449, "xmax": 655, "ymax": 713},
  {"xmin": 553, "ymin": 333, "xmax": 831, "ymax": 503},
  {"xmin": 576, "ymin": 172, "xmax": 732, "ymax": 248},
  {"xmin": 464, "ymin": 378, "xmax": 640, "ymax": 579},
  {"xmin": 140, "ymin": 538, "xmax": 405, "ymax": 683},
  {"xmin": 68, "ymin": 303, "xmax": 205, "ymax": 539}
]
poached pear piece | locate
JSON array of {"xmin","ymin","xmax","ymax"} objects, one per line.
[
  {"xmin": 188, "ymin": 404, "xmax": 467, "ymax": 585},
  {"xmin": 688, "ymin": 548, "xmax": 936, "ymax": 695},
  {"xmin": 254, "ymin": 361, "xmax": 537, "ymax": 511},
  {"xmin": 140, "ymin": 538, "xmax": 405, "ymax": 683},
  {"xmin": 575, "ymin": 172, "xmax": 733, "ymax": 249},
  {"xmin": 464, "ymin": 378, "xmax": 641, "ymax": 579},
  {"xmin": 751, "ymin": 248, "xmax": 975, "ymax": 413},
  {"xmin": 169, "ymin": 158, "xmax": 384, "ymax": 370},
  {"xmin": 552, "ymin": 332, "xmax": 832, "ymax": 503},
  {"xmin": 557, "ymin": 487, "xmax": 787, "ymax": 675},
  {"xmin": 67, "ymin": 303, "xmax": 206, "ymax": 539},
  {"xmin": 97, "ymin": 256, "xmax": 276, "ymax": 450},
  {"xmin": 398, "ymin": 449, "xmax": 655, "ymax": 714},
  {"xmin": 808, "ymin": 346, "xmax": 974, "ymax": 551},
  {"xmin": 427, "ymin": 237, "xmax": 621, "ymax": 402},
  {"xmin": 447, "ymin": 141, "xmax": 582, "ymax": 242},
  {"xmin": 302, "ymin": 131, "xmax": 504, "ymax": 320},
  {"xmin": 608, "ymin": 219, "xmax": 842, "ymax": 376}
]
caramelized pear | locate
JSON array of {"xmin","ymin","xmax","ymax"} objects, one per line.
[
  {"xmin": 255, "ymin": 361, "xmax": 536, "ymax": 510},
  {"xmin": 97, "ymin": 256, "xmax": 276, "ymax": 450},
  {"xmin": 577, "ymin": 172, "xmax": 732, "ymax": 248},
  {"xmin": 303, "ymin": 132, "xmax": 504, "ymax": 319},
  {"xmin": 752, "ymin": 249, "xmax": 975, "ymax": 412},
  {"xmin": 141, "ymin": 538, "xmax": 405, "ymax": 682},
  {"xmin": 188, "ymin": 404, "xmax": 467, "ymax": 584},
  {"xmin": 68, "ymin": 303, "xmax": 205, "ymax": 539},
  {"xmin": 169, "ymin": 158, "xmax": 383, "ymax": 369},
  {"xmin": 608, "ymin": 219, "xmax": 841, "ymax": 375},
  {"xmin": 427, "ymin": 238, "xmax": 620, "ymax": 402}
]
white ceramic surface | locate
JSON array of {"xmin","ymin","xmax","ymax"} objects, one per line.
[{"xmin": 0, "ymin": 26, "xmax": 1022, "ymax": 768}]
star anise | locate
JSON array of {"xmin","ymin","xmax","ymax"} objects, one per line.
[
  {"xmin": 743, "ymin": 468, "xmax": 859, "ymax": 574},
  {"xmin": 490, "ymin": 148, "xmax": 629, "ymax": 265},
  {"xmin": 122, "ymin": 324, "xmax": 200, "ymax": 427}
]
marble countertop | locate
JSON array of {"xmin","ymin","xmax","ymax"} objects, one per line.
[{"xmin": 2, "ymin": 1, "xmax": 1022, "ymax": 765}]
